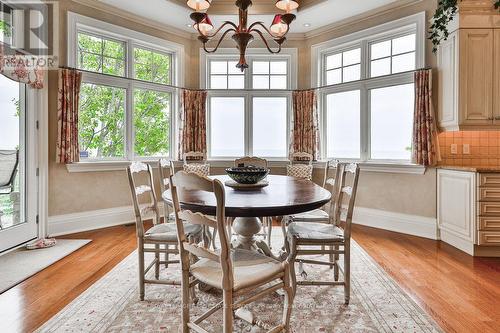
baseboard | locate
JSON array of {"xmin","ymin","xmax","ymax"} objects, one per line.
[
  {"xmin": 50, "ymin": 204, "xmax": 438, "ymax": 240},
  {"xmin": 352, "ymin": 207, "xmax": 438, "ymax": 240},
  {"xmin": 440, "ymin": 230, "xmax": 474, "ymax": 255},
  {"xmin": 48, "ymin": 203, "xmax": 165, "ymax": 237}
]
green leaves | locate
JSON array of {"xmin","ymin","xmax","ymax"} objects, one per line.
[
  {"xmin": 429, "ymin": 0, "xmax": 500, "ymax": 53},
  {"xmin": 77, "ymin": 32, "xmax": 126, "ymax": 76}
]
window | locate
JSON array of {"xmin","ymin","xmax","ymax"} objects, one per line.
[
  {"xmin": 203, "ymin": 50, "xmax": 296, "ymax": 159},
  {"xmin": 317, "ymin": 13, "xmax": 424, "ymax": 162},
  {"xmin": 325, "ymin": 48, "xmax": 361, "ymax": 85},
  {"xmin": 370, "ymin": 34, "xmax": 416, "ymax": 77},
  {"xmin": 69, "ymin": 13, "xmax": 182, "ymax": 161},
  {"xmin": 252, "ymin": 61, "xmax": 288, "ymax": 89}
]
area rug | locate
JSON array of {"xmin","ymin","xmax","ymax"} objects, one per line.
[
  {"xmin": 36, "ymin": 230, "xmax": 442, "ymax": 332},
  {"xmin": 0, "ymin": 239, "xmax": 91, "ymax": 294}
]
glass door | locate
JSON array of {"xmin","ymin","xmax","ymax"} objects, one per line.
[{"xmin": 0, "ymin": 75, "xmax": 38, "ymax": 253}]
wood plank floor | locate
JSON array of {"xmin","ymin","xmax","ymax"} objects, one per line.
[{"xmin": 0, "ymin": 224, "xmax": 499, "ymax": 333}]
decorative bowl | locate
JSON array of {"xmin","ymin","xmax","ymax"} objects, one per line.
[{"xmin": 225, "ymin": 166, "xmax": 270, "ymax": 184}]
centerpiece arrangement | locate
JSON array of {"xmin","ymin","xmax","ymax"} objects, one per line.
[{"xmin": 225, "ymin": 165, "xmax": 270, "ymax": 190}]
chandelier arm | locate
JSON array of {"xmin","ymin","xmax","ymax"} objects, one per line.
[
  {"xmin": 202, "ymin": 28, "xmax": 237, "ymax": 53},
  {"xmin": 252, "ymin": 29, "xmax": 283, "ymax": 54},
  {"xmin": 248, "ymin": 21, "xmax": 290, "ymax": 39},
  {"xmin": 198, "ymin": 21, "xmax": 239, "ymax": 39}
]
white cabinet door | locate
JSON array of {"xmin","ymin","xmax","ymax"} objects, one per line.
[
  {"xmin": 437, "ymin": 170, "xmax": 476, "ymax": 255},
  {"xmin": 438, "ymin": 32, "xmax": 459, "ymax": 130}
]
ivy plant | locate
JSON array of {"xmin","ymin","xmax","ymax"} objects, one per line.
[{"xmin": 429, "ymin": 0, "xmax": 500, "ymax": 53}]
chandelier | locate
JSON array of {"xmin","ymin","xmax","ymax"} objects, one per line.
[{"xmin": 187, "ymin": 0, "xmax": 299, "ymax": 71}]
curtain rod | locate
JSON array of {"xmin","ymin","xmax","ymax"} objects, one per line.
[{"xmin": 59, "ymin": 66, "xmax": 432, "ymax": 92}]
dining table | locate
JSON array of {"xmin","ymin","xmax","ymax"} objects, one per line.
[{"xmin": 162, "ymin": 174, "xmax": 331, "ymax": 258}]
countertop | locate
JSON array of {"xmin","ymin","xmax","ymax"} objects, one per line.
[{"xmin": 437, "ymin": 165, "xmax": 500, "ymax": 173}]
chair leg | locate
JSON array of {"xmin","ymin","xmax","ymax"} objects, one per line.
[
  {"xmin": 223, "ymin": 289, "xmax": 233, "ymax": 333},
  {"xmin": 282, "ymin": 263, "xmax": 294, "ymax": 332},
  {"xmin": 280, "ymin": 217, "xmax": 288, "ymax": 250},
  {"xmin": 137, "ymin": 238, "xmax": 145, "ymax": 301},
  {"xmin": 329, "ymin": 245, "xmax": 334, "ymax": 269},
  {"xmin": 154, "ymin": 244, "xmax": 160, "ymax": 280},
  {"xmin": 334, "ymin": 245, "xmax": 339, "ymax": 281},
  {"xmin": 344, "ymin": 242, "xmax": 350, "ymax": 305},
  {"xmin": 181, "ymin": 269, "xmax": 190, "ymax": 333},
  {"xmin": 266, "ymin": 217, "xmax": 273, "ymax": 247},
  {"xmin": 286, "ymin": 236, "xmax": 298, "ymax": 298},
  {"xmin": 164, "ymin": 244, "xmax": 169, "ymax": 268}
]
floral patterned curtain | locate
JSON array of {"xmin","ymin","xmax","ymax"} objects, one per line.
[
  {"xmin": 56, "ymin": 68, "xmax": 82, "ymax": 164},
  {"xmin": 412, "ymin": 69, "xmax": 441, "ymax": 166},
  {"xmin": 289, "ymin": 89, "xmax": 320, "ymax": 161},
  {"xmin": 0, "ymin": 43, "xmax": 44, "ymax": 89},
  {"xmin": 178, "ymin": 89, "xmax": 207, "ymax": 160}
]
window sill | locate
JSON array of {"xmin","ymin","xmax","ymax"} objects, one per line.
[{"xmin": 66, "ymin": 159, "xmax": 426, "ymax": 175}]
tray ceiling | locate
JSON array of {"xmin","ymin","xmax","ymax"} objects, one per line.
[{"xmin": 96, "ymin": 0, "xmax": 407, "ymax": 34}]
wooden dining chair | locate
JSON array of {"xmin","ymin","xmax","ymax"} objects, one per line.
[
  {"xmin": 127, "ymin": 162, "xmax": 204, "ymax": 301},
  {"xmin": 286, "ymin": 152, "xmax": 313, "ymax": 180},
  {"xmin": 183, "ymin": 151, "xmax": 210, "ymax": 177},
  {"xmin": 233, "ymin": 156, "xmax": 274, "ymax": 247},
  {"xmin": 280, "ymin": 160, "xmax": 339, "ymax": 250},
  {"xmin": 170, "ymin": 171, "xmax": 294, "ymax": 333},
  {"xmin": 284, "ymin": 163, "xmax": 360, "ymax": 305}
]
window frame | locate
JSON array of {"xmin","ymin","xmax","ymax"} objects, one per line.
[
  {"xmin": 67, "ymin": 12, "xmax": 183, "ymax": 162},
  {"xmin": 201, "ymin": 48, "xmax": 297, "ymax": 160},
  {"xmin": 312, "ymin": 12, "xmax": 425, "ymax": 163}
]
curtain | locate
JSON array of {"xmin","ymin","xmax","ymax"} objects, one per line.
[
  {"xmin": 290, "ymin": 89, "xmax": 320, "ymax": 161},
  {"xmin": 178, "ymin": 89, "xmax": 207, "ymax": 160},
  {"xmin": 0, "ymin": 43, "xmax": 44, "ymax": 88},
  {"xmin": 56, "ymin": 68, "xmax": 82, "ymax": 164},
  {"xmin": 412, "ymin": 69, "xmax": 441, "ymax": 166}
]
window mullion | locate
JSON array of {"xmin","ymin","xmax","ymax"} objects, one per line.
[
  {"xmin": 246, "ymin": 93, "xmax": 252, "ymax": 157},
  {"xmin": 126, "ymin": 83, "xmax": 134, "ymax": 160},
  {"xmin": 360, "ymin": 84, "xmax": 369, "ymax": 162}
]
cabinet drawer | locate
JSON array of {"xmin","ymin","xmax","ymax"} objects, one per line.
[
  {"xmin": 479, "ymin": 202, "xmax": 500, "ymax": 215},
  {"xmin": 477, "ymin": 231, "xmax": 500, "ymax": 246},
  {"xmin": 479, "ymin": 173, "xmax": 500, "ymax": 187},
  {"xmin": 478, "ymin": 217, "xmax": 500, "ymax": 230},
  {"xmin": 478, "ymin": 187, "xmax": 500, "ymax": 201}
]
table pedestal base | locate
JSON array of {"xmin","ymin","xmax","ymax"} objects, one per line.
[{"xmin": 231, "ymin": 217, "xmax": 261, "ymax": 251}]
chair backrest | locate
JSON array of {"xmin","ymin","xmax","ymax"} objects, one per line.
[
  {"xmin": 0, "ymin": 150, "xmax": 19, "ymax": 190},
  {"xmin": 332, "ymin": 163, "xmax": 360, "ymax": 239},
  {"xmin": 322, "ymin": 159, "xmax": 339, "ymax": 188},
  {"xmin": 169, "ymin": 171, "xmax": 234, "ymax": 290},
  {"xmin": 234, "ymin": 156, "xmax": 268, "ymax": 169},
  {"xmin": 183, "ymin": 151, "xmax": 210, "ymax": 177},
  {"xmin": 183, "ymin": 151, "xmax": 206, "ymax": 164},
  {"xmin": 287, "ymin": 152, "xmax": 313, "ymax": 180},
  {"xmin": 159, "ymin": 158, "xmax": 176, "ymax": 219},
  {"xmin": 127, "ymin": 162, "xmax": 161, "ymax": 238}
]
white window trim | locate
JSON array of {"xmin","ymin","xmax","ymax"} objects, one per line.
[
  {"xmin": 311, "ymin": 12, "xmax": 426, "ymax": 174},
  {"xmin": 67, "ymin": 12, "xmax": 184, "ymax": 162}
]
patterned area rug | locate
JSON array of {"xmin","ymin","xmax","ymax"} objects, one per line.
[{"xmin": 36, "ymin": 229, "xmax": 442, "ymax": 332}]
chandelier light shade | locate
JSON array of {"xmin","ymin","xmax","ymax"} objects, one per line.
[
  {"xmin": 193, "ymin": 14, "xmax": 214, "ymax": 35},
  {"xmin": 270, "ymin": 14, "xmax": 288, "ymax": 36},
  {"xmin": 186, "ymin": 0, "xmax": 211, "ymax": 12},
  {"xmin": 189, "ymin": 0, "xmax": 297, "ymax": 72},
  {"xmin": 275, "ymin": 0, "xmax": 299, "ymax": 13}
]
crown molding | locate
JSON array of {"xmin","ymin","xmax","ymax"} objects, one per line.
[
  {"xmin": 170, "ymin": 0, "xmax": 327, "ymax": 14},
  {"xmin": 71, "ymin": 0, "xmax": 193, "ymax": 40},
  {"xmin": 303, "ymin": 0, "xmax": 424, "ymax": 40}
]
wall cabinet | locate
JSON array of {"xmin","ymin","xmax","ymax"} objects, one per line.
[
  {"xmin": 438, "ymin": 28, "xmax": 499, "ymax": 130},
  {"xmin": 437, "ymin": 169, "xmax": 500, "ymax": 256}
]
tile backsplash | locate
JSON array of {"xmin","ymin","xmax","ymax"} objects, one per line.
[{"xmin": 438, "ymin": 131, "xmax": 500, "ymax": 167}]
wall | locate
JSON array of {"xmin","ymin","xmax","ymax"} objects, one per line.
[{"xmin": 48, "ymin": 0, "xmax": 439, "ymax": 224}]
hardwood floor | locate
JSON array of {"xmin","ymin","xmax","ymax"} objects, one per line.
[{"xmin": 0, "ymin": 224, "xmax": 499, "ymax": 333}]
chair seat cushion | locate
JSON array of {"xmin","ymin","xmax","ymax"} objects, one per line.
[
  {"xmin": 289, "ymin": 209, "xmax": 329, "ymax": 222},
  {"xmin": 144, "ymin": 223, "xmax": 202, "ymax": 242},
  {"xmin": 190, "ymin": 249, "xmax": 283, "ymax": 291},
  {"xmin": 286, "ymin": 164, "xmax": 313, "ymax": 180},
  {"xmin": 288, "ymin": 222, "xmax": 344, "ymax": 242},
  {"xmin": 183, "ymin": 163, "xmax": 210, "ymax": 177}
]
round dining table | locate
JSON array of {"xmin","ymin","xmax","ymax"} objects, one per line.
[{"xmin": 162, "ymin": 174, "xmax": 331, "ymax": 257}]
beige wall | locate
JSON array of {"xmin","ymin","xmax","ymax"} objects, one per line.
[{"xmin": 48, "ymin": 0, "xmax": 438, "ymax": 218}]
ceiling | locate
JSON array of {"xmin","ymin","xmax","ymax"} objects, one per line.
[{"xmin": 96, "ymin": 0, "xmax": 404, "ymax": 34}]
